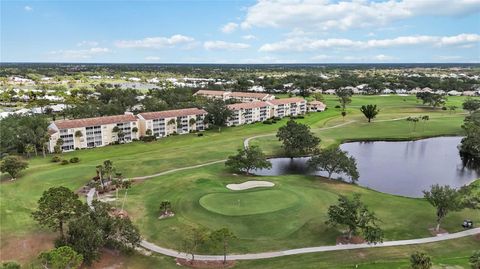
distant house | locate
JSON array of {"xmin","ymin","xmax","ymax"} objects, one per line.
[
  {"xmin": 324, "ymin": 89, "xmax": 336, "ymax": 95},
  {"xmin": 193, "ymin": 90, "xmax": 275, "ymax": 102},
  {"xmin": 307, "ymin": 101, "xmax": 326, "ymax": 112},
  {"xmin": 48, "ymin": 113, "xmax": 139, "ymax": 152},
  {"xmin": 447, "ymin": 90, "xmax": 462, "ymax": 96},
  {"xmin": 462, "ymin": 91, "xmax": 476, "ymax": 96}
]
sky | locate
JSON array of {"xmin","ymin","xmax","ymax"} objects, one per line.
[{"xmin": 1, "ymin": 0, "xmax": 480, "ymax": 63}]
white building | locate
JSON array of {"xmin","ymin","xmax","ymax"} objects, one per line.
[
  {"xmin": 137, "ymin": 108, "xmax": 207, "ymax": 138},
  {"xmin": 48, "ymin": 113, "xmax": 139, "ymax": 152},
  {"xmin": 227, "ymin": 101, "xmax": 272, "ymax": 126}
]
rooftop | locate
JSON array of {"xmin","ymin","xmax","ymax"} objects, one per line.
[
  {"xmin": 53, "ymin": 114, "xmax": 137, "ymax": 129},
  {"xmin": 139, "ymin": 107, "xmax": 207, "ymax": 120},
  {"xmin": 228, "ymin": 101, "xmax": 271, "ymax": 110},
  {"xmin": 268, "ymin": 97, "xmax": 306, "ymax": 105}
]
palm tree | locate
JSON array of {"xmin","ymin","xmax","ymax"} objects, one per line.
[
  {"xmin": 41, "ymin": 133, "xmax": 50, "ymax": 158},
  {"xmin": 121, "ymin": 179, "xmax": 132, "ymax": 211},
  {"xmin": 360, "ymin": 104, "xmax": 380, "ymax": 123},
  {"xmin": 421, "ymin": 115, "xmax": 429, "ymax": 132},
  {"xmin": 189, "ymin": 118, "xmax": 196, "ymax": 127},
  {"xmin": 145, "ymin": 129, "xmax": 153, "ymax": 136},
  {"xmin": 112, "ymin": 126, "xmax": 120, "ymax": 141},
  {"xmin": 95, "ymin": 165, "xmax": 106, "ymax": 191}
]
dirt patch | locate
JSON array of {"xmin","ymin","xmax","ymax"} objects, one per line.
[
  {"xmin": 84, "ymin": 249, "xmax": 125, "ymax": 269},
  {"xmin": 336, "ymin": 235, "xmax": 366, "ymax": 245},
  {"xmin": 428, "ymin": 227, "xmax": 448, "ymax": 236},
  {"xmin": 474, "ymin": 233, "xmax": 480, "ymax": 241},
  {"xmin": 0, "ymin": 233, "xmax": 56, "ymax": 263},
  {"xmin": 176, "ymin": 258, "xmax": 235, "ymax": 268}
]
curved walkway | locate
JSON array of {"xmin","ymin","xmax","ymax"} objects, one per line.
[
  {"xmin": 140, "ymin": 228, "xmax": 480, "ymax": 261},
  {"xmin": 85, "ymin": 113, "xmax": 478, "ymax": 261}
]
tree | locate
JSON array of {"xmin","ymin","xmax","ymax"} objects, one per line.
[
  {"xmin": 54, "ymin": 138, "xmax": 64, "ymax": 154},
  {"xmin": 470, "ymin": 251, "xmax": 480, "ymax": 269},
  {"xmin": 459, "ymin": 111, "xmax": 480, "ymax": 164},
  {"xmin": 336, "ymin": 88, "xmax": 353, "ymax": 111},
  {"xmin": 38, "ymin": 246, "xmax": 83, "ymax": 269},
  {"xmin": 421, "ymin": 115, "xmax": 429, "ymax": 132},
  {"xmin": 189, "ymin": 118, "xmax": 197, "ymax": 127},
  {"xmin": 410, "ymin": 251, "xmax": 432, "ymax": 269},
  {"xmin": 63, "ymin": 215, "xmax": 103, "ymax": 265},
  {"xmin": 112, "ymin": 126, "xmax": 120, "ymax": 141},
  {"xmin": 308, "ymin": 147, "xmax": 359, "ymax": 183},
  {"xmin": 160, "ymin": 200, "xmax": 172, "ymax": 215},
  {"xmin": 416, "ymin": 92, "xmax": 446, "ymax": 108},
  {"xmin": 131, "ymin": 127, "xmax": 138, "ymax": 134},
  {"xmin": 74, "ymin": 130, "xmax": 83, "ymax": 138},
  {"xmin": 0, "ymin": 156, "xmax": 28, "ymax": 180},
  {"xmin": 63, "ymin": 201, "xmax": 141, "ymax": 265},
  {"xmin": 121, "ymin": 179, "xmax": 132, "ymax": 211},
  {"xmin": 145, "ymin": 129, "xmax": 153, "ymax": 136},
  {"xmin": 462, "ymin": 98, "xmax": 480, "ymax": 114},
  {"xmin": 1, "ymin": 262, "xmax": 20, "ymax": 269},
  {"xmin": 341, "ymin": 111, "xmax": 347, "ymax": 121},
  {"xmin": 182, "ymin": 227, "xmax": 208, "ymax": 263},
  {"xmin": 326, "ymin": 194, "xmax": 383, "ymax": 244},
  {"xmin": 423, "ymin": 184, "xmax": 462, "ymax": 232},
  {"xmin": 204, "ymin": 99, "xmax": 233, "ymax": 131},
  {"xmin": 25, "ymin": 143, "xmax": 35, "ymax": 158},
  {"xmin": 32, "ymin": 186, "xmax": 86, "ymax": 240},
  {"xmin": 277, "ymin": 120, "xmax": 320, "ymax": 158},
  {"xmin": 360, "ymin": 104, "xmax": 380, "ymax": 123},
  {"xmin": 407, "ymin": 116, "xmax": 420, "ymax": 132},
  {"xmin": 225, "ymin": 145, "xmax": 271, "ymax": 174},
  {"xmin": 210, "ymin": 228, "xmax": 236, "ymax": 264}
]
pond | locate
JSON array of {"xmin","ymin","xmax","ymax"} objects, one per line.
[{"xmin": 252, "ymin": 137, "xmax": 480, "ymax": 197}]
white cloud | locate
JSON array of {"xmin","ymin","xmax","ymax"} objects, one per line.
[
  {"xmin": 48, "ymin": 47, "xmax": 110, "ymax": 60},
  {"xmin": 204, "ymin": 41, "xmax": 250, "ymax": 50},
  {"xmin": 77, "ymin": 41, "xmax": 99, "ymax": 47},
  {"xmin": 373, "ymin": 54, "xmax": 395, "ymax": 61},
  {"xmin": 241, "ymin": 0, "xmax": 480, "ymax": 31},
  {"xmin": 24, "ymin": 5, "xmax": 33, "ymax": 12},
  {"xmin": 145, "ymin": 56, "xmax": 161, "ymax": 61},
  {"xmin": 259, "ymin": 34, "xmax": 480, "ymax": 52},
  {"xmin": 242, "ymin": 35, "xmax": 256, "ymax": 40},
  {"xmin": 221, "ymin": 22, "xmax": 239, "ymax": 33},
  {"xmin": 115, "ymin": 35, "xmax": 194, "ymax": 49}
]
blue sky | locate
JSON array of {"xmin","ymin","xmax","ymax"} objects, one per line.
[{"xmin": 2, "ymin": 0, "xmax": 480, "ymax": 63}]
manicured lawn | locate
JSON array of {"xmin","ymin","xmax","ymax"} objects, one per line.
[
  {"xmin": 122, "ymin": 163, "xmax": 479, "ymax": 253},
  {"xmin": 0, "ymin": 95, "xmax": 478, "ymax": 264},
  {"xmin": 91, "ymin": 235, "xmax": 480, "ymax": 269}
]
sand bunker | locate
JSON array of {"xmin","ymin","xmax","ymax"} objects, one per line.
[{"xmin": 226, "ymin": 180, "xmax": 275, "ymax": 191}]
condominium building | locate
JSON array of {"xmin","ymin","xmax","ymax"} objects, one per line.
[
  {"xmin": 227, "ymin": 101, "xmax": 272, "ymax": 126},
  {"xmin": 48, "ymin": 113, "xmax": 139, "ymax": 152},
  {"xmin": 268, "ymin": 97, "xmax": 307, "ymax": 117},
  {"xmin": 307, "ymin": 101, "xmax": 327, "ymax": 112},
  {"xmin": 194, "ymin": 90, "xmax": 275, "ymax": 102},
  {"xmin": 137, "ymin": 108, "xmax": 207, "ymax": 138}
]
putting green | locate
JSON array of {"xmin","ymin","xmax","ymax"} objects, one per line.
[{"xmin": 199, "ymin": 189, "xmax": 299, "ymax": 216}]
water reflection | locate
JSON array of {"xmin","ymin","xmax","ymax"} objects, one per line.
[{"xmin": 252, "ymin": 137, "xmax": 479, "ymax": 197}]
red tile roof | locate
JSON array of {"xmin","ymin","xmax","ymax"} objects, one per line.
[
  {"xmin": 268, "ymin": 97, "xmax": 306, "ymax": 105},
  {"xmin": 54, "ymin": 114, "xmax": 137, "ymax": 129},
  {"xmin": 194, "ymin": 90, "xmax": 227, "ymax": 96},
  {"xmin": 228, "ymin": 101, "xmax": 271, "ymax": 110},
  {"xmin": 228, "ymin": 92, "xmax": 270, "ymax": 99},
  {"xmin": 308, "ymin": 101, "xmax": 326, "ymax": 106},
  {"xmin": 139, "ymin": 108, "xmax": 207, "ymax": 120}
]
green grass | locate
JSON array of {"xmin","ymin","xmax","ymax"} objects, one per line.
[
  {"xmin": 122, "ymin": 163, "xmax": 479, "ymax": 253},
  {"xmin": 93, "ymin": 235, "xmax": 479, "ymax": 269},
  {"xmin": 199, "ymin": 189, "xmax": 299, "ymax": 216},
  {"xmin": 0, "ymin": 95, "xmax": 478, "ymax": 264}
]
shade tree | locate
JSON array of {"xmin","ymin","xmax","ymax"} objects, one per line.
[
  {"xmin": 0, "ymin": 156, "xmax": 29, "ymax": 180},
  {"xmin": 225, "ymin": 145, "xmax": 271, "ymax": 174},
  {"xmin": 308, "ymin": 147, "xmax": 359, "ymax": 183},
  {"xmin": 423, "ymin": 184, "xmax": 462, "ymax": 232},
  {"xmin": 276, "ymin": 120, "xmax": 320, "ymax": 158},
  {"xmin": 326, "ymin": 194, "xmax": 383, "ymax": 244},
  {"xmin": 360, "ymin": 104, "xmax": 380, "ymax": 123}
]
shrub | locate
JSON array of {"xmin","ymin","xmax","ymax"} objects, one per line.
[
  {"xmin": 140, "ymin": 135, "xmax": 156, "ymax": 142},
  {"xmin": 335, "ymin": 105, "xmax": 341, "ymax": 109},
  {"xmin": 69, "ymin": 157, "xmax": 80, "ymax": 163},
  {"xmin": 441, "ymin": 106, "xmax": 447, "ymax": 110},
  {"xmin": 75, "ymin": 147, "xmax": 80, "ymax": 150},
  {"xmin": 51, "ymin": 156, "xmax": 61, "ymax": 162},
  {"xmin": 197, "ymin": 133, "xmax": 204, "ymax": 137},
  {"xmin": 60, "ymin": 160, "xmax": 69, "ymax": 165},
  {"xmin": 297, "ymin": 115, "xmax": 305, "ymax": 119},
  {"xmin": 273, "ymin": 117, "xmax": 281, "ymax": 121},
  {"xmin": 263, "ymin": 120, "xmax": 273, "ymax": 124}
]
